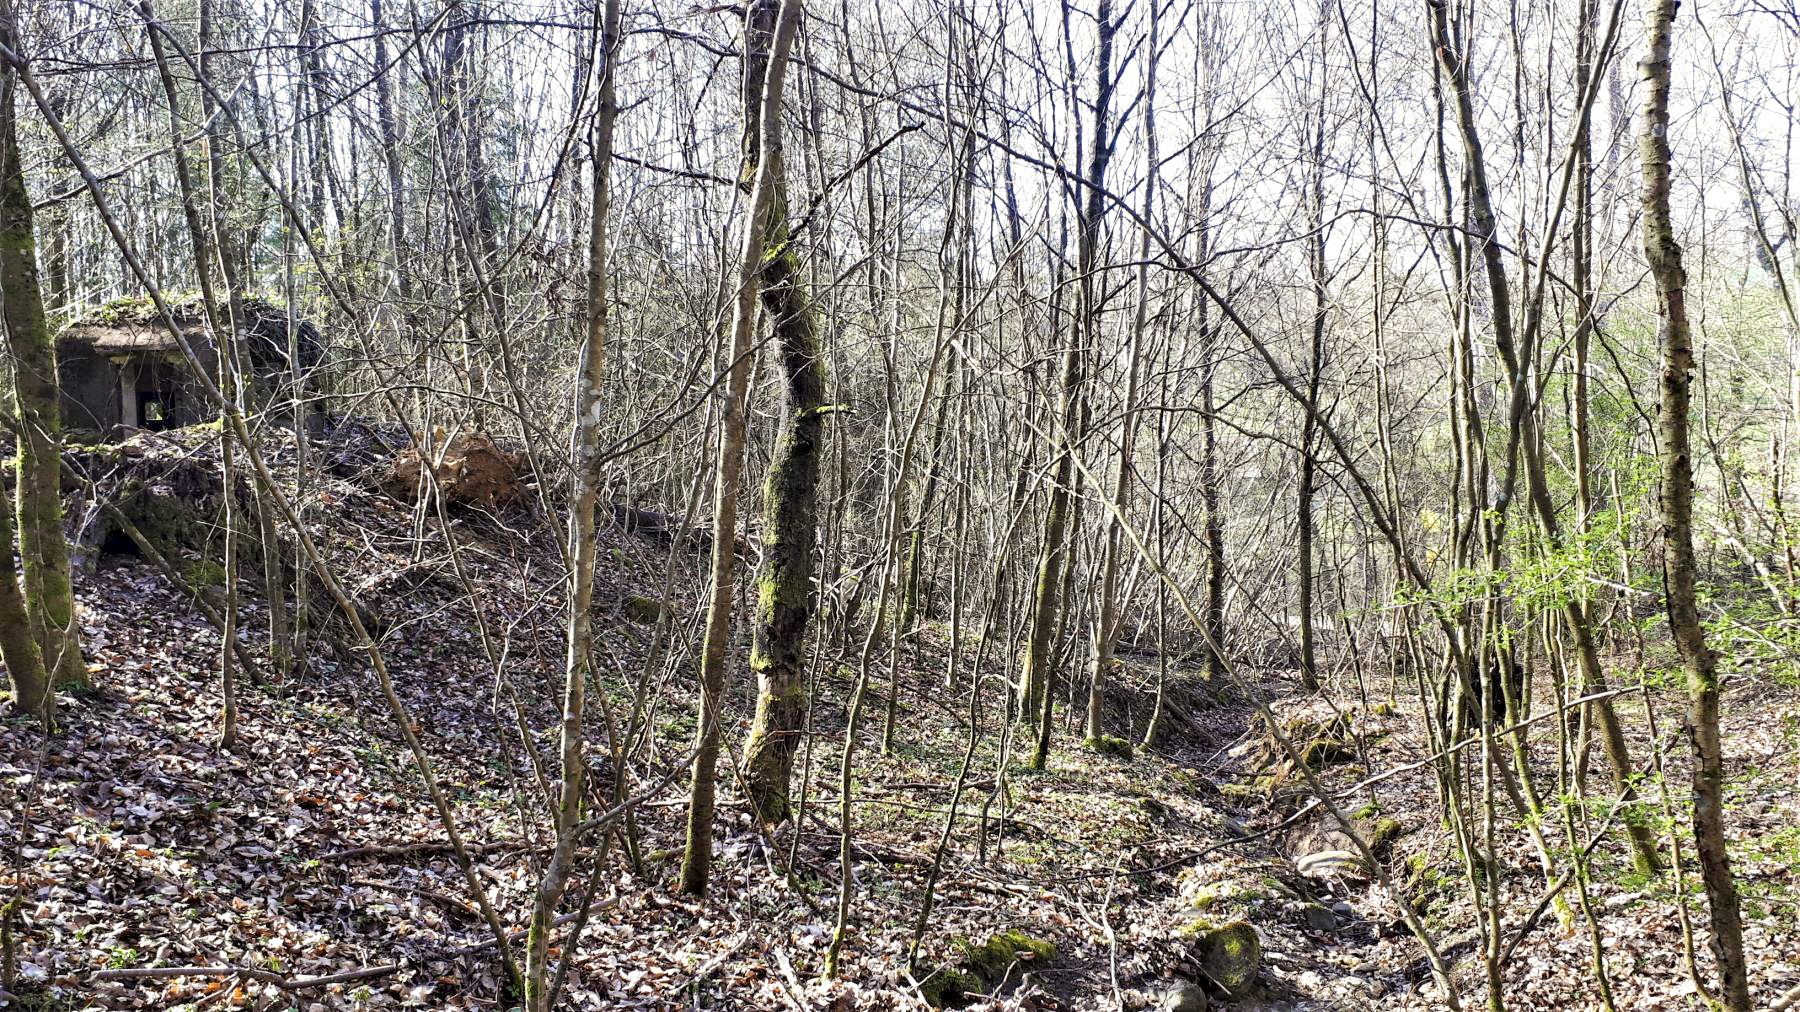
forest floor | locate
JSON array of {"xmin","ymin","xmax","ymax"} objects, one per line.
[{"xmin": 5, "ymin": 424, "xmax": 1800, "ymax": 1011}]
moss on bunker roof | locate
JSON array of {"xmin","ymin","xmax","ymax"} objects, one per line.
[{"xmin": 59, "ymin": 294, "xmax": 326, "ymax": 368}]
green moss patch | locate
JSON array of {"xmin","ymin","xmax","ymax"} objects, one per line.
[
  {"xmin": 922, "ymin": 930, "xmax": 1057, "ymax": 1007},
  {"xmin": 1218, "ymin": 774, "xmax": 1275, "ymax": 800},
  {"xmin": 958, "ymin": 930, "xmax": 1055, "ymax": 983},
  {"xmin": 919, "ymin": 967, "xmax": 982, "ymax": 1008},
  {"xmin": 183, "ymin": 559, "xmax": 228, "ymax": 587}
]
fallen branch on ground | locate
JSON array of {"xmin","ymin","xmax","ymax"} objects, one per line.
[{"xmin": 91, "ymin": 962, "xmax": 403, "ymax": 990}]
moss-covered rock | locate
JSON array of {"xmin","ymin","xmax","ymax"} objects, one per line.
[
  {"xmin": 621, "ymin": 595, "xmax": 667, "ymax": 624},
  {"xmin": 1184, "ymin": 884, "xmax": 1221, "ymax": 912},
  {"xmin": 1196, "ymin": 920, "xmax": 1261, "ymax": 997},
  {"xmin": 1259, "ymin": 874, "xmax": 1303, "ymax": 900},
  {"xmin": 1282, "ymin": 711, "xmax": 1350, "ymax": 745},
  {"xmin": 1083, "ymin": 734, "xmax": 1135, "ymax": 760},
  {"xmin": 1301, "ymin": 902, "xmax": 1337, "ymax": 933},
  {"xmin": 1255, "ymin": 710, "xmax": 1360, "ymax": 786},
  {"xmin": 1363, "ymin": 816, "xmax": 1407, "ymax": 858},
  {"xmin": 1175, "ymin": 916, "xmax": 1215, "ymax": 939},
  {"xmin": 1218, "ymin": 775, "xmax": 1274, "ymax": 800},
  {"xmin": 1300, "ymin": 737, "xmax": 1354, "ymax": 769}
]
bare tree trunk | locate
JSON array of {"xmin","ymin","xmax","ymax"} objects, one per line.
[
  {"xmin": 522, "ymin": 0, "xmax": 619, "ymax": 1001},
  {"xmin": 39, "ymin": 85, "xmax": 69, "ymax": 317},
  {"xmin": 896, "ymin": 380, "xmax": 952, "ymax": 643},
  {"xmin": 1087, "ymin": 0, "xmax": 1156, "ymax": 743},
  {"xmin": 371, "ymin": 0, "xmax": 411, "ymax": 314},
  {"xmin": 197, "ymin": 0, "xmax": 250, "ymax": 749},
  {"xmin": 1640, "ymin": 2, "xmax": 1751, "ymax": 1007},
  {"xmin": 1297, "ymin": 0, "xmax": 1331, "ymax": 694},
  {"xmin": 147, "ymin": 0, "xmax": 238, "ymax": 744},
  {"xmin": 1196, "ymin": 197, "xmax": 1227, "ymax": 682},
  {"xmin": 1025, "ymin": 0, "xmax": 1113, "ymax": 771},
  {"xmin": 438, "ymin": 0, "xmax": 500, "ymax": 426}
]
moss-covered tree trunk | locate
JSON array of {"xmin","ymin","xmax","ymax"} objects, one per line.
[
  {"xmin": 0, "ymin": 477, "xmax": 49, "ymax": 719},
  {"xmin": 740, "ymin": 10, "xmax": 826, "ymax": 822},
  {"xmin": 679, "ymin": 0, "xmax": 802, "ymax": 896},
  {"xmin": 1640, "ymin": 2, "xmax": 1751, "ymax": 1007},
  {"xmin": 0, "ymin": 8, "xmax": 85, "ymax": 693}
]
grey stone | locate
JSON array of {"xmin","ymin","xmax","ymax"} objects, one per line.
[
  {"xmin": 1162, "ymin": 981, "xmax": 1209, "ymax": 1012},
  {"xmin": 1301, "ymin": 903, "xmax": 1337, "ymax": 933}
]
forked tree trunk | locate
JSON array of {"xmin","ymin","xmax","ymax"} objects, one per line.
[
  {"xmin": 1639, "ymin": 2, "xmax": 1752, "ymax": 1007},
  {"xmin": 1429, "ymin": 0, "xmax": 1663, "ymax": 878},
  {"xmin": 680, "ymin": 0, "xmax": 802, "ymax": 897}
]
